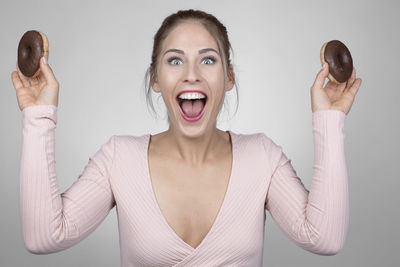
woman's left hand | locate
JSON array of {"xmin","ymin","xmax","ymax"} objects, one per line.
[{"xmin": 310, "ymin": 63, "xmax": 362, "ymax": 115}]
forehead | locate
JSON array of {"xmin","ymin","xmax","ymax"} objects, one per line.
[{"xmin": 162, "ymin": 22, "xmax": 219, "ymax": 52}]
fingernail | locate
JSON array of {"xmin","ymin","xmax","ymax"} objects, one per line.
[{"xmin": 42, "ymin": 57, "xmax": 47, "ymax": 65}]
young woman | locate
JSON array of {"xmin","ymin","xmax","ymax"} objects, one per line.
[{"xmin": 11, "ymin": 9, "xmax": 362, "ymax": 266}]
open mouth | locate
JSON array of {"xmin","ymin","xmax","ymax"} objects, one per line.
[{"xmin": 176, "ymin": 96, "xmax": 208, "ymax": 122}]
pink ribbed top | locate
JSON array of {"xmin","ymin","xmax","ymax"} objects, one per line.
[{"xmin": 19, "ymin": 105, "xmax": 349, "ymax": 266}]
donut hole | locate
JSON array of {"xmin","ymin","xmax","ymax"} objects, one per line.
[
  {"xmin": 22, "ymin": 46, "xmax": 31, "ymax": 59},
  {"xmin": 338, "ymin": 53, "xmax": 344, "ymax": 66},
  {"xmin": 334, "ymin": 51, "xmax": 346, "ymax": 71}
]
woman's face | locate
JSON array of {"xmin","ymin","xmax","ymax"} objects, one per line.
[{"xmin": 152, "ymin": 21, "xmax": 234, "ymax": 137}]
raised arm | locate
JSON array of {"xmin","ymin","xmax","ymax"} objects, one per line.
[
  {"xmin": 264, "ymin": 109, "xmax": 348, "ymax": 255},
  {"xmin": 19, "ymin": 105, "xmax": 116, "ymax": 254}
]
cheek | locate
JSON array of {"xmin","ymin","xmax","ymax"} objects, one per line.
[
  {"xmin": 201, "ymin": 66, "xmax": 225, "ymax": 85},
  {"xmin": 157, "ymin": 69, "xmax": 178, "ymax": 89}
]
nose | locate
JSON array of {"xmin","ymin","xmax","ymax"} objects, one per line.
[{"xmin": 183, "ymin": 61, "xmax": 201, "ymax": 84}]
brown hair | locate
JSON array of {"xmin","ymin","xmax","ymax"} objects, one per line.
[{"xmin": 143, "ymin": 9, "xmax": 239, "ymax": 122}]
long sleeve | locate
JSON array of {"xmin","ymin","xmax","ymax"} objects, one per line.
[
  {"xmin": 264, "ymin": 109, "xmax": 348, "ymax": 255},
  {"xmin": 19, "ymin": 105, "xmax": 116, "ymax": 254}
]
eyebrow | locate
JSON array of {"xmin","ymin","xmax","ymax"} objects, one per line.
[{"xmin": 163, "ymin": 48, "xmax": 219, "ymax": 56}]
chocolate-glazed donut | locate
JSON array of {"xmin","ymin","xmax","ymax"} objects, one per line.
[
  {"xmin": 17, "ymin": 30, "xmax": 49, "ymax": 78},
  {"xmin": 320, "ymin": 40, "xmax": 353, "ymax": 84}
]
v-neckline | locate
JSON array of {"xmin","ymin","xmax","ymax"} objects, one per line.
[{"xmin": 144, "ymin": 130, "xmax": 236, "ymax": 252}]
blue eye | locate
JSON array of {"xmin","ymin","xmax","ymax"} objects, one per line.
[
  {"xmin": 167, "ymin": 56, "xmax": 182, "ymax": 65},
  {"xmin": 167, "ymin": 55, "xmax": 217, "ymax": 65},
  {"xmin": 203, "ymin": 56, "xmax": 217, "ymax": 65}
]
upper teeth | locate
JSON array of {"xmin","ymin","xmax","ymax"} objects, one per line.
[{"xmin": 178, "ymin": 92, "xmax": 206, "ymax": 100}]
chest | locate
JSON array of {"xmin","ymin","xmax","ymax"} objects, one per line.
[{"xmin": 147, "ymin": 154, "xmax": 233, "ymax": 249}]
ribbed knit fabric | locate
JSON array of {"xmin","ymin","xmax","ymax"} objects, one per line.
[{"xmin": 19, "ymin": 105, "xmax": 348, "ymax": 266}]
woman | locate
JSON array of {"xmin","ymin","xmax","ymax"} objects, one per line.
[{"xmin": 11, "ymin": 9, "xmax": 362, "ymax": 266}]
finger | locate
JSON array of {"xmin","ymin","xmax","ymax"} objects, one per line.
[
  {"xmin": 11, "ymin": 71, "xmax": 23, "ymax": 90},
  {"xmin": 312, "ymin": 63, "xmax": 329, "ymax": 90},
  {"xmin": 39, "ymin": 57, "xmax": 58, "ymax": 85},
  {"xmin": 345, "ymin": 67, "xmax": 356, "ymax": 89},
  {"xmin": 16, "ymin": 62, "xmax": 30, "ymax": 88},
  {"xmin": 348, "ymin": 78, "xmax": 362, "ymax": 96}
]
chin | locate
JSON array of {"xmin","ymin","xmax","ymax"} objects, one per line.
[
  {"xmin": 168, "ymin": 101, "xmax": 218, "ymax": 138},
  {"xmin": 170, "ymin": 115, "xmax": 213, "ymax": 139}
]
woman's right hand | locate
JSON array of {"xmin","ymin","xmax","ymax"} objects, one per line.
[{"xmin": 11, "ymin": 57, "xmax": 59, "ymax": 111}]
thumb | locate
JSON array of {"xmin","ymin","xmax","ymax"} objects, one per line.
[
  {"xmin": 312, "ymin": 62, "xmax": 329, "ymax": 89},
  {"xmin": 40, "ymin": 56, "xmax": 57, "ymax": 85}
]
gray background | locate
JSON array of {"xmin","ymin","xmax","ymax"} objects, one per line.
[{"xmin": 1, "ymin": 0, "xmax": 399, "ymax": 266}]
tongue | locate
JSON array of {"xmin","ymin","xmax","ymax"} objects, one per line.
[{"xmin": 181, "ymin": 99, "xmax": 204, "ymax": 118}]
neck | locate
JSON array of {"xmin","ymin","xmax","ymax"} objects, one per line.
[{"xmin": 164, "ymin": 126, "xmax": 228, "ymax": 166}]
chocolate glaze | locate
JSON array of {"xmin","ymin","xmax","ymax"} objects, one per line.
[
  {"xmin": 18, "ymin": 30, "xmax": 44, "ymax": 77},
  {"xmin": 324, "ymin": 40, "xmax": 353, "ymax": 83}
]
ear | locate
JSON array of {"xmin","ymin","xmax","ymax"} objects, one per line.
[
  {"xmin": 226, "ymin": 64, "xmax": 235, "ymax": 92},
  {"xmin": 150, "ymin": 69, "xmax": 161, "ymax": 93}
]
